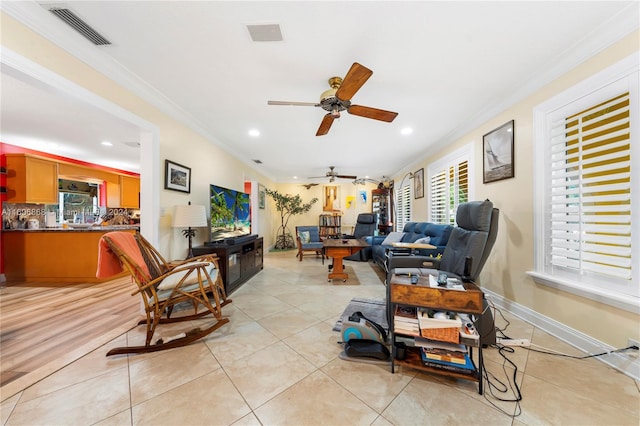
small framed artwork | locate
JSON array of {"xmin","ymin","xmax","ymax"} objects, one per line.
[
  {"xmin": 258, "ymin": 184, "xmax": 266, "ymax": 209},
  {"xmin": 323, "ymin": 185, "xmax": 340, "ymax": 211},
  {"xmin": 483, "ymin": 120, "xmax": 515, "ymax": 183},
  {"xmin": 164, "ymin": 159, "xmax": 191, "ymax": 193},
  {"xmin": 414, "ymin": 168, "xmax": 424, "ymax": 199},
  {"xmin": 359, "ymin": 190, "xmax": 367, "ymax": 204}
]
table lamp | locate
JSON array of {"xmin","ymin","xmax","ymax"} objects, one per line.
[{"xmin": 172, "ymin": 202, "xmax": 207, "ymax": 259}]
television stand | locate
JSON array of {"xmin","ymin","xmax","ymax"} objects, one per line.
[{"xmin": 193, "ymin": 237, "xmax": 263, "ymax": 295}]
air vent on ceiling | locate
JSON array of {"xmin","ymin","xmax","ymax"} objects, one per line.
[
  {"xmin": 247, "ymin": 24, "xmax": 283, "ymax": 42},
  {"xmin": 48, "ymin": 6, "xmax": 111, "ymax": 46},
  {"xmin": 123, "ymin": 142, "xmax": 141, "ymax": 148}
]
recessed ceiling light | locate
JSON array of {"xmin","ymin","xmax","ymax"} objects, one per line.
[
  {"xmin": 401, "ymin": 127, "xmax": 413, "ymax": 135},
  {"xmin": 101, "ymin": 141, "xmax": 113, "ymax": 146},
  {"xmin": 248, "ymin": 129, "xmax": 260, "ymax": 137}
]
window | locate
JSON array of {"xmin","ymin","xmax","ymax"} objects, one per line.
[
  {"xmin": 428, "ymin": 144, "xmax": 474, "ymax": 224},
  {"xmin": 395, "ymin": 181, "xmax": 411, "ymax": 231},
  {"xmin": 532, "ymin": 54, "xmax": 639, "ymax": 312}
]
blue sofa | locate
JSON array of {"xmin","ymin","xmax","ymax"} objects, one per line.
[{"xmin": 366, "ymin": 222, "xmax": 453, "ymax": 271}]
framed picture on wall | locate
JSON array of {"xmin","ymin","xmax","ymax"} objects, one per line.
[
  {"xmin": 164, "ymin": 159, "xmax": 191, "ymax": 193},
  {"xmin": 414, "ymin": 168, "xmax": 424, "ymax": 199},
  {"xmin": 258, "ymin": 184, "xmax": 266, "ymax": 209},
  {"xmin": 323, "ymin": 185, "xmax": 340, "ymax": 211},
  {"xmin": 483, "ymin": 120, "xmax": 515, "ymax": 183}
]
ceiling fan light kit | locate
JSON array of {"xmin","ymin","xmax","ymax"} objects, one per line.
[
  {"xmin": 268, "ymin": 62, "xmax": 398, "ymax": 136},
  {"xmin": 308, "ymin": 166, "xmax": 358, "ymax": 183}
]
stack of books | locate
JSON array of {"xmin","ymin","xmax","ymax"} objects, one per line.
[
  {"xmin": 415, "ymin": 338, "xmax": 476, "ymax": 375},
  {"xmin": 393, "ymin": 305, "xmax": 420, "ymax": 337}
]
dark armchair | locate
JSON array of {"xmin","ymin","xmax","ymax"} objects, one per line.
[
  {"xmin": 343, "ymin": 213, "xmax": 377, "ymax": 239},
  {"xmin": 344, "ymin": 213, "xmax": 377, "ymax": 261}
]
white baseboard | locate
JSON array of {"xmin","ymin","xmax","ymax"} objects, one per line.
[{"xmin": 484, "ymin": 289, "xmax": 639, "ymax": 381}]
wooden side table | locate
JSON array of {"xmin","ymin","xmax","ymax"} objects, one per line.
[{"xmin": 389, "ymin": 273, "xmax": 485, "ymax": 394}]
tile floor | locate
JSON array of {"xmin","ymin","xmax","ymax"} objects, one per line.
[{"xmin": 1, "ymin": 251, "xmax": 638, "ymax": 425}]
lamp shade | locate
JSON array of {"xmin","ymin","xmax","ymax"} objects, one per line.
[{"xmin": 172, "ymin": 204, "xmax": 207, "ymax": 228}]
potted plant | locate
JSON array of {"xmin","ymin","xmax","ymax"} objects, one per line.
[{"xmin": 265, "ymin": 189, "xmax": 318, "ymax": 249}]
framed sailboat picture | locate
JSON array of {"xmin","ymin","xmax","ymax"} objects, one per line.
[{"xmin": 483, "ymin": 120, "xmax": 514, "ymax": 183}]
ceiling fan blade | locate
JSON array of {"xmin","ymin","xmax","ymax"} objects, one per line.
[
  {"xmin": 267, "ymin": 100, "xmax": 319, "ymax": 107},
  {"xmin": 335, "ymin": 62, "xmax": 373, "ymax": 101},
  {"xmin": 336, "ymin": 174, "xmax": 358, "ymax": 180},
  {"xmin": 348, "ymin": 104, "xmax": 398, "ymax": 122},
  {"xmin": 316, "ymin": 114, "xmax": 334, "ymax": 136}
]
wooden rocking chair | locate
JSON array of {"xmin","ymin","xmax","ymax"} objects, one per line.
[{"xmin": 97, "ymin": 231, "xmax": 231, "ymax": 356}]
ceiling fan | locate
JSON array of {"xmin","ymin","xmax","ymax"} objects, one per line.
[
  {"xmin": 267, "ymin": 62, "xmax": 398, "ymax": 136},
  {"xmin": 309, "ymin": 166, "xmax": 358, "ymax": 183}
]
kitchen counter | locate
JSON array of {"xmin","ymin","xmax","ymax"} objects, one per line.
[
  {"xmin": 2, "ymin": 225, "xmax": 140, "ymax": 232},
  {"xmin": 3, "ymin": 227, "xmax": 138, "ymax": 283}
]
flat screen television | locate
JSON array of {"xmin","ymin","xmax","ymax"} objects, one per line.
[{"xmin": 209, "ymin": 184, "xmax": 251, "ymax": 242}]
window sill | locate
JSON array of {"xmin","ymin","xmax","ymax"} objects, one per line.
[{"xmin": 526, "ymin": 271, "xmax": 639, "ymax": 314}]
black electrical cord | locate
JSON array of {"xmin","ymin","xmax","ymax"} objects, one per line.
[
  {"xmin": 478, "ymin": 299, "xmax": 639, "ymax": 419},
  {"xmin": 474, "ymin": 302, "xmax": 523, "ymax": 418},
  {"xmin": 525, "ymin": 344, "xmax": 638, "ymax": 359}
]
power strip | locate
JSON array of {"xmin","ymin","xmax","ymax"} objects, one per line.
[{"xmin": 498, "ymin": 338, "xmax": 530, "ymax": 347}]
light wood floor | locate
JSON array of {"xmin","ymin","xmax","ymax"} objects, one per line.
[{"xmin": 0, "ymin": 277, "xmax": 140, "ymax": 389}]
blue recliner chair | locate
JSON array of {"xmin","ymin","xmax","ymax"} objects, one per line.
[{"xmin": 295, "ymin": 226, "xmax": 324, "ymax": 261}]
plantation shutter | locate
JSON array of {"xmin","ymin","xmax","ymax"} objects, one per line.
[
  {"xmin": 548, "ymin": 92, "xmax": 631, "ymax": 280},
  {"xmin": 430, "ymin": 170, "xmax": 447, "ymax": 223},
  {"xmin": 395, "ymin": 183, "xmax": 411, "ymax": 231},
  {"xmin": 430, "ymin": 159, "xmax": 469, "ymax": 224}
]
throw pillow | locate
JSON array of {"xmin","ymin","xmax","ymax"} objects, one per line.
[
  {"xmin": 415, "ymin": 236, "xmax": 431, "ymax": 244},
  {"xmin": 381, "ymin": 231, "xmax": 405, "ymax": 245},
  {"xmin": 157, "ymin": 261, "xmax": 217, "ymax": 290},
  {"xmin": 299, "ymin": 230, "xmax": 311, "ymax": 244}
]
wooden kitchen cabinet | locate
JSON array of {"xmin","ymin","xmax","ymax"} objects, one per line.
[
  {"xmin": 120, "ymin": 176, "xmax": 140, "ymax": 208},
  {"xmin": 105, "ymin": 176, "xmax": 140, "ymax": 208},
  {"xmin": 3, "ymin": 228, "xmax": 136, "ymax": 282},
  {"xmin": 5, "ymin": 154, "xmax": 58, "ymax": 203}
]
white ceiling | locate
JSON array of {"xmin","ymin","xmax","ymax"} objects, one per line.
[{"xmin": 1, "ymin": 1, "xmax": 638, "ymax": 182}]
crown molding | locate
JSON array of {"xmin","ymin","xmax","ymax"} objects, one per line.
[{"xmin": 432, "ymin": 1, "xmax": 640, "ymax": 156}]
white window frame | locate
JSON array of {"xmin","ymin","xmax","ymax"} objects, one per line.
[
  {"xmin": 427, "ymin": 143, "xmax": 475, "ymax": 224},
  {"xmin": 530, "ymin": 54, "xmax": 639, "ymax": 314}
]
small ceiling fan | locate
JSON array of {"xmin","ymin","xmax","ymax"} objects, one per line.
[
  {"xmin": 308, "ymin": 166, "xmax": 357, "ymax": 183},
  {"xmin": 268, "ymin": 62, "xmax": 398, "ymax": 136}
]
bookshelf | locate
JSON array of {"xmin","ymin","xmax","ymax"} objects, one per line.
[
  {"xmin": 319, "ymin": 213, "xmax": 341, "ymax": 239},
  {"xmin": 372, "ymin": 188, "xmax": 391, "ymax": 235},
  {"xmin": 388, "ymin": 273, "xmax": 485, "ymax": 394}
]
